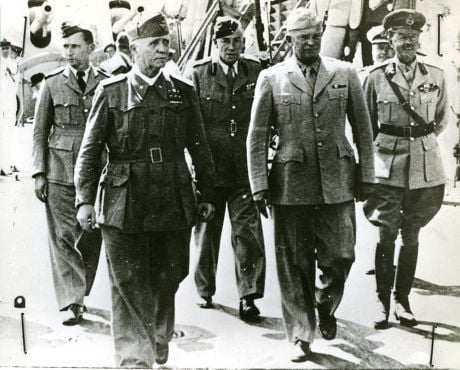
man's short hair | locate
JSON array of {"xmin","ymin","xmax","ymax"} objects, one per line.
[{"xmin": 286, "ymin": 8, "xmax": 322, "ymax": 32}]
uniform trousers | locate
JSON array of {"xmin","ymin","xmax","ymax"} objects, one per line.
[
  {"xmin": 101, "ymin": 226, "xmax": 190, "ymax": 368},
  {"xmin": 46, "ymin": 183, "xmax": 101, "ymax": 310},
  {"xmin": 272, "ymin": 202, "xmax": 355, "ymax": 344},
  {"xmin": 194, "ymin": 186, "xmax": 265, "ymax": 300}
]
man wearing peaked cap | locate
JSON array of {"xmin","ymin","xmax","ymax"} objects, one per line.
[
  {"xmin": 186, "ymin": 15, "xmax": 266, "ymax": 321},
  {"xmin": 32, "ymin": 20, "xmax": 107, "ymax": 327},
  {"xmin": 363, "ymin": 8, "xmax": 449, "ymax": 330},
  {"xmin": 75, "ymin": 11, "xmax": 216, "ymax": 367},
  {"xmin": 247, "ymin": 7, "xmax": 374, "ymax": 361},
  {"xmin": 367, "ymin": 25, "xmax": 395, "ymax": 65}
]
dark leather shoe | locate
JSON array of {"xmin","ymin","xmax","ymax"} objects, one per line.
[
  {"xmin": 62, "ymin": 304, "xmax": 84, "ymax": 326},
  {"xmin": 290, "ymin": 340, "xmax": 311, "ymax": 362},
  {"xmin": 317, "ymin": 302, "xmax": 337, "ymax": 340},
  {"xmin": 155, "ymin": 342, "xmax": 169, "ymax": 365},
  {"xmin": 394, "ymin": 301, "xmax": 417, "ymax": 327},
  {"xmin": 374, "ymin": 293, "xmax": 390, "ymax": 330},
  {"xmin": 239, "ymin": 298, "xmax": 260, "ymax": 320},
  {"xmin": 197, "ymin": 296, "xmax": 213, "ymax": 309}
]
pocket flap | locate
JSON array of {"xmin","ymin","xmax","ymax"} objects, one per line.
[
  {"xmin": 101, "ymin": 174, "xmax": 129, "ymax": 187},
  {"xmin": 376, "ymin": 94, "xmax": 399, "ymax": 104},
  {"xmin": 328, "ymin": 88, "xmax": 348, "ymax": 100},
  {"xmin": 53, "ymin": 94, "xmax": 79, "ymax": 107},
  {"xmin": 422, "ymin": 134, "xmax": 438, "ymax": 151},
  {"xmin": 337, "ymin": 142, "xmax": 353, "ymax": 158},
  {"xmin": 48, "ymin": 135, "xmax": 74, "ymax": 151},
  {"xmin": 375, "ymin": 133, "xmax": 398, "ymax": 151},
  {"xmin": 274, "ymin": 93, "xmax": 301, "ymax": 105}
]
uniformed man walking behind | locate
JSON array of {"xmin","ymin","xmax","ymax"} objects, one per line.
[
  {"xmin": 74, "ymin": 12, "xmax": 216, "ymax": 367},
  {"xmin": 247, "ymin": 8, "xmax": 374, "ymax": 362},
  {"xmin": 363, "ymin": 9, "xmax": 449, "ymax": 330},
  {"xmin": 186, "ymin": 16, "xmax": 266, "ymax": 319},
  {"xmin": 32, "ymin": 23, "xmax": 106, "ymax": 326}
]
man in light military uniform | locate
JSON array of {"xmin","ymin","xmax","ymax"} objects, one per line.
[
  {"xmin": 32, "ymin": 22, "xmax": 107, "ymax": 326},
  {"xmin": 186, "ymin": 16, "xmax": 266, "ymax": 320},
  {"xmin": 363, "ymin": 9, "xmax": 449, "ymax": 330},
  {"xmin": 247, "ymin": 8, "xmax": 374, "ymax": 361},
  {"xmin": 75, "ymin": 12, "xmax": 216, "ymax": 367}
]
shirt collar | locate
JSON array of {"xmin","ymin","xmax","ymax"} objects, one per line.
[
  {"xmin": 219, "ymin": 59, "xmax": 238, "ymax": 75},
  {"xmin": 69, "ymin": 65, "xmax": 92, "ymax": 81},
  {"xmin": 132, "ymin": 64, "xmax": 162, "ymax": 86},
  {"xmin": 297, "ymin": 57, "xmax": 320, "ymax": 75},
  {"xmin": 396, "ymin": 57, "xmax": 417, "ymax": 73}
]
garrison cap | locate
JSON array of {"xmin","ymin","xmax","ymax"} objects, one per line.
[
  {"xmin": 60, "ymin": 21, "xmax": 94, "ymax": 39},
  {"xmin": 125, "ymin": 12, "xmax": 169, "ymax": 42},
  {"xmin": 214, "ymin": 16, "xmax": 242, "ymax": 39},
  {"xmin": 383, "ymin": 9, "xmax": 426, "ymax": 32},
  {"xmin": 1, "ymin": 38, "xmax": 11, "ymax": 48},
  {"xmin": 286, "ymin": 7, "xmax": 322, "ymax": 32},
  {"xmin": 367, "ymin": 26, "xmax": 389, "ymax": 44}
]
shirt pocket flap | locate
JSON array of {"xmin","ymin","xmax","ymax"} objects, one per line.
[
  {"xmin": 48, "ymin": 135, "xmax": 74, "ymax": 151},
  {"xmin": 53, "ymin": 94, "xmax": 79, "ymax": 107},
  {"xmin": 101, "ymin": 173, "xmax": 129, "ymax": 187},
  {"xmin": 375, "ymin": 133, "xmax": 398, "ymax": 152},
  {"xmin": 328, "ymin": 88, "xmax": 348, "ymax": 100},
  {"xmin": 274, "ymin": 93, "xmax": 301, "ymax": 105},
  {"xmin": 273, "ymin": 146, "xmax": 304, "ymax": 163},
  {"xmin": 422, "ymin": 134, "xmax": 438, "ymax": 151},
  {"xmin": 376, "ymin": 94, "xmax": 399, "ymax": 104}
]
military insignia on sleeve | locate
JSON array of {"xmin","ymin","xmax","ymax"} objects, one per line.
[
  {"xmin": 167, "ymin": 88, "xmax": 183, "ymax": 104},
  {"xmin": 418, "ymin": 83, "xmax": 439, "ymax": 93},
  {"xmin": 245, "ymin": 82, "xmax": 256, "ymax": 90}
]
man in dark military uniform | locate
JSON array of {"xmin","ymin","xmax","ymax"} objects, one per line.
[
  {"xmin": 74, "ymin": 12, "xmax": 216, "ymax": 367},
  {"xmin": 247, "ymin": 8, "xmax": 374, "ymax": 362},
  {"xmin": 363, "ymin": 9, "xmax": 449, "ymax": 329},
  {"xmin": 32, "ymin": 22, "xmax": 107, "ymax": 326},
  {"xmin": 186, "ymin": 16, "xmax": 266, "ymax": 319}
]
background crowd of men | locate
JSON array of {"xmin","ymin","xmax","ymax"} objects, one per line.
[{"xmin": 22, "ymin": 4, "xmax": 450, "ymax": 367}]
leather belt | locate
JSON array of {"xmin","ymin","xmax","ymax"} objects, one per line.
[
  {"xmin": 379, "ymin": 122, "xmax": 436, "ymax": 138},
  {"xmin": 110, "ymin": 147, "xmax": 180, "ymax": 163}
]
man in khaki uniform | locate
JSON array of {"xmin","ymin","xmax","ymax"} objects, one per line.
[
  {"xmin": 363, "ymin": 9, "xmax": 449, "ymax": 329},
  {"xmin": 75, "ymin": 13, "xmax": 216, "ymax": 367},
  {"xmin": 32, "ymin": 22, "xmax": 107, "ymax": 325},
  {"xmin": 247, "ymin": 8, "xmax": 374, "ymax": 362}
]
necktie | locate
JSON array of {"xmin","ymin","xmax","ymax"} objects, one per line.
[
  {"xmin": 227, "ymin": 65, "xmax": 235, "ymax": 88},
  {"xmin": 77, "ymin": 71, "xmax": 86, "ymax": 93},
  {"xmin": 403, "ymin": 66, "xmax": 413, "ymax": 86}
]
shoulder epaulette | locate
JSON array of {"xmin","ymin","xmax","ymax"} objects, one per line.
[
  {"xmin": 45, "ymin": 66, "xmax": 65, "ymax": 79},
  {"xmin": 368, "ymin": 60, "xmax": 391, "ymax": 74},
  {"xmin": 96, "ymin": 67, "xmax": 110, "ymax": 78},
  {"xmin": 241, "ymin": 54, "xmax": 261, "ymax": 64},
  {"xmin": 419, "ymin": 61, "xmax": 443, "ymax": 73},
  {"xmin": 171, "ymin": 73, "xmax": 194, "ymax": 87},
  {"xmin": 100, "ymin": 73, "xmax": 127, "ymax": 87},
  {"xmin": 192, "ymin": 57, "xmax": 212, "ymax": 68}
]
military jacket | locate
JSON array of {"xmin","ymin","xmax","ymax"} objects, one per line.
[
  {"xmin": 32, "ymin": 65, "xmax": 109, "ymax": 185},
  {"xmin": 247, "ymin": 56, "xmax": 374, "ymax": 205},
  {"xmin": 74, "ymin": 70, "xmax": 216, "ymax": 233},
  {"xmin": 187, "ymin": 56, "xmax": 261, "ymax": 187},
  {"xmin": 363, "ymin": 58, "xmax": 449, "ymax": 189}
]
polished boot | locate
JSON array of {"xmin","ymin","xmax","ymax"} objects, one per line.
[
  {"xmin": 239, "ymin": 297, "xmax": 260, "ymax": 320},
  {"xmin": 374, "ymin": 243, "xmax": 395, "ymax": 330},
  {"xmin": 394, "ymin": 244, "xmax": 418, "ymax": 327},
  {"xmin": 317, "ymin": 301, "xmax": 337, "ymax": 340}
]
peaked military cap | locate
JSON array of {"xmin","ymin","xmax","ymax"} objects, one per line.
[
  {"xmin": 286, "ymin": 7, "xmax": 322, "ymax": 32},
  {"xmin": 383, "ymin": 9, "xmax": 426, "ymax": 32},
  {"xmin": 125, "ymin": 12, "xmax": 169, "ymax": 41},
  {"xmin": 214, "ymin": 16, "xmax": 242, "ymax": 39},
  {"xmin": 367, "ymin": 26, "xmax": 389, "ymax": 44},
  {"xmin": 61, "ymin": 21, "xmax": 94, "ymax": 39},
  {"xmin": 1, "ymin": 38, "xmax": 11, "ymax": 48}
]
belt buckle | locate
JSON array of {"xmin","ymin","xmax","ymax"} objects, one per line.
[
  {"xmin": 230, "ymin": 120, "xmax": 237, "ymax": 137},
  {"xmin": 150, "ymin": 147, "xmax": 163, "ymax": 163},
  {"xmin": 403, "ymin": 126, "xmax": 412, "ymax": 138}
]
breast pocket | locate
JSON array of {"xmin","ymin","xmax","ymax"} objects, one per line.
[
  {"xmin": 96, "ymin": 171, "xmax": 129, "ymax": 230},
  {"xmin": 422, "ymin": 134, "xmax": 444, "ymax": 182},
  {"xmin": 327, "ymin": 87, "xmax": 348, "ymax": 115},
  {"xmin": 274, "ymin": 93, "xmax": 301, "ymax": 122},
  {"xmin": 419, "ymin": 91, "xmax": 437, "ymax": 122},
  {"xmin": 373, "ymin": 133, "xmax": 398, "ymax": 179},
  {"xmin": 199, "ymin": 92, "xmax": 223, "ymax": 120},
  {"xmin": 47, "ymin": 134, "xmax": 75, "ymax": 182},
  {"xmin": 376, "ymin": 94, "xmax": 399, "ymax": 124},
  {"xmin": 53, "ymin": 95, "xmax": 81, "ymax": 125}
]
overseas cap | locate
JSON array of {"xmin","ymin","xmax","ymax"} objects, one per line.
[
  {"xmin": 61, "ymin": 21, "xmax": 94, "ymax": 39},
  {"xmin": 125, "ymin": 12, "xmax": 169, "ymax": 42},
  {"xmin": 214, "ymin": 16, "xmax": 242, "ymax": 39},
  {"xmin": 367, "ymin": 26, "xmax": 389, "ymax": 44},
  {"xmin": 1, "ymin": 38, "xmax": 11, "ymax": 48},
  {"xmin": 286, "ymin": 8, "xmax": 322, "ymax": 32},
  {"xmin": 383, "ymin": 9, "xmax": 426, "ymax": 32}
]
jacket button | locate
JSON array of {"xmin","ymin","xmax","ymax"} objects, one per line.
[
  {"xmin": 64, "ymin": 103, "xmax": 68, "ymax": 107},
  {"xmin": 410, "ymin": 122, "xmax": 415, "ymax": 126},
  {"xmin": 83, "ymin": 96, "xmax": 87, "ymax": 100},
  {"xmin": 207, "ymin": 96, "xmax": 211, "ymax": 100},
  {"xmin": 316, "ymin": 128, "xmax": 321, "ymax": 133},
  {"xmin": 410, "ymin": 91, "xmax": 415, "ymax": 96},
  {"xmin": 232, "ymin": 105, "xmax": 236, "ymax": 109},
  {"xmin": 318, "ymin": 142, "xmax": 323, "ymax": 147},
  {"xmin": 84, "ymin": 108, "xmax": 88, "ymax": 113},
  {"xmin": 314, "ymin": 113, "xmax": 319, "ymax": 117}
]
